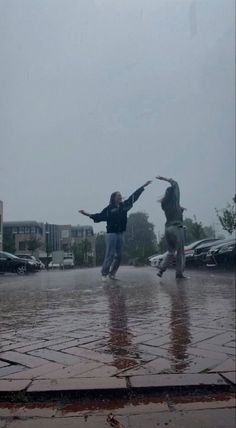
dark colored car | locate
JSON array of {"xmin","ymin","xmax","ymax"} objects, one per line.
[
  {"xmin": 0, "ymin": 251, "xmax": 38, "ymax": 275},
  {"xmin": 150, "ymin": 238, "xmax": 220, "ymax": 268},
  {"xmin": 193, "ymin": 239, "xmax": 222, "ymax": 266},
  {"xmin": 206, "ymin": 238, "xmax": 236, "ymax": 268},
  {"xmin": 16, "ymin": 254, "xmax": 41, "ymax": 270},
  {"xmin": 184, "ymin": 238, "xmax": 220, "ymax": 265}
]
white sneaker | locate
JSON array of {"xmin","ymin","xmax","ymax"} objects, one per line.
[
  {"xmin": 109, "ymin": 274, "xmax": 118, "ymax": 280},
  {"xmin": 101, "ymin": 275, "xmax": 108, "ymax": 282}
]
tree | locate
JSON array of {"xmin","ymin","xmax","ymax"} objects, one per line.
[
  {"xmin": 216, "ymin": 198, "xmax": 236, "ymax": 235},
  {"xmin": 95, "ymin": 233, "xmax": 106, "ymax": 266},
  {"xmin": 3, "ymin": 236, "xmax": 15, "ymax": 254},
  {"xmin": 123, "ymin": 212, "xmax": 157, "ymax": 264},
  {"xmin": 157, "ymin": 233, "xmax": 167, "ymax": 253},
  {"xmin": 183, "ymin": 217, "xmax": 207, "ymax": 244},
  {"xmin": 27, "ymin": 235, "xmax": 42, "ymax": 254},
  {"xmin": 72, "ymin": 239, "xmax": 92, "ymax": 266}
]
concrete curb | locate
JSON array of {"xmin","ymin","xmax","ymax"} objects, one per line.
[{"xmin": 0, "ymin": 373, "xmax": 234, "ymax": 402}]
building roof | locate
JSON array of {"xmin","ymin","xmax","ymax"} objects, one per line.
[{"xmin": 3, "ymin": 221, "xmax": 43, "ymax": 226}]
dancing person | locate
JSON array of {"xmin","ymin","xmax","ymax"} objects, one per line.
[
  {"xmin": 156, "ymin": 176, "xmax": 187, "ymax": 279},
  {"xmin": 79, "ymin": 180, "xmax": 152, "ymax": 281}
]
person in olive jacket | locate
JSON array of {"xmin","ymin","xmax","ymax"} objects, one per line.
[{"xmin": 79, "ymin": 180, "xmax": 152, "ymax": 281}]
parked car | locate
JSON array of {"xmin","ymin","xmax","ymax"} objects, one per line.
[
  {"xmin": 150, "ymin": 253, "xmax": 167, "ymax": 268},
  {"xmin": 38, "ymin": 260, "xmax": 46, "ymax": 270},
  {"xmin": 48, "ymin": 261, "xmax": 62, "ymax": 269},
  {"xmin": 184, "ymin": 238, "xmax": 220, "ymax": 264},
  {"xmin": 0, "ymin": 251, "xmax": 38, "ymax": 275},
  {"xmin": 16, "ymin": 254, "xmax": 41, "ymax": 270},
  {"xmin": 150, "ymin": 238, "xmax": 220, "ymax": 268},
  {"xmin": 193, "ymin": 239, "xmax": 222, "ymax": 266},
  {"xmin": 63, "ymin": 253, "xmax": 74, "ymax": 269},
  {"xmin": 206, "ymin": 238, "xmax": 236, "ymax": 268}
]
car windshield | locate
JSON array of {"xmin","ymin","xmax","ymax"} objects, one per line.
[
  {"xmin": 212, "ymin": 238, "xmax": 235, "ymax": 249},
  {"xmin": 196, "ymin": 239, "xmax": 222, "ymax": 249},
  {"xmin": 185, "ymin": 239, "xmax": 218, "ymax": 250},
  {"xmin": 2, "ymin": 252, "xmax": 20, "ymax": 259}
]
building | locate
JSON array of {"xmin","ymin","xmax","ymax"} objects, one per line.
[
  {"xmin": 0, "ymin": 201, "xmax": 3, "ymax": 251},
  {"xmin": 3, "ymin": 220, "xmax": 96, "ymax": 265},
  {"xmin": 45, "ymin": 223, "xmax": 61, "ymax": 252},
  {"xmin": 71, "ymin": 225, "xmax": 96, "ymax": 266},
  {"xmin": 3, "ymin": 221, "xmax": 44, "ymax": 256}
]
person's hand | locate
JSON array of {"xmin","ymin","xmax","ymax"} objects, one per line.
[
  {"xmin": 156, "ymin": 175, "xmax": 166, "ymax": 180},
  {"xmin": 143, "ymin": 180, "xmax": 152, "ymax": 187},
  {"xmin": 79, "ymin": 210, "xmax": 87, "ymax": 216},
  {"xmin": 156, "ymin": 176, "xmax": 172, "ymax": 183}
]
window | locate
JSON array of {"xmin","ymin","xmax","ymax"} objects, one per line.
[
  {"xmin": 19, "ymin": 241, "xmax": 26, "ymax": 251},
  {"xmin": 25, "ymin": 227, "xmax": 30, "ymax": 234},
  {"xmin": 30, "ymin": 227, "xmax": 36, "ymax": 234},
  {"xmin": 19, "ymin": 227, "xmax": 24, "ymax": 234}
]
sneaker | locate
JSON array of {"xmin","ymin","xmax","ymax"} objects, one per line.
[
  {"xmin": 157, "ymin": 270, "xmax": 163, "ymax": 278},
  {"xmin": 101, "ymin": 275, "xmax": 108, "ymax": 282},
  {"xmin": 109, "ymin": 274, "xmax": 118, "ymax": 281},
  {"xmin": 176, "ymin": 274, "xmax": 189, "ymax": 280}
]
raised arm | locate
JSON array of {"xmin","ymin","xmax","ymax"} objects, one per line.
[
  {"xmin": 124, "ymin": 180, "xmax": 152, "ymax": 211},
  {"xmin": 156, "ymin": 176, "xmax": 180, "ymax": 204}
]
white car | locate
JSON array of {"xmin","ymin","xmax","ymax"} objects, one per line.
[
  {"xmin": 149, "ymin": 253, "xmax": 167, "ymax": 268},
  {"xmin": 63, "ymin": 257, "xmax": 74, "ymax": 268},
  {"xmin": 48, "ymin": 261, "xmax": 61, "ymax": 269}
]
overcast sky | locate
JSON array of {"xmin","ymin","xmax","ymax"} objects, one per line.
[{"xmin": 0, "ymin": 0, "xmax": 235, "ymax": 235}]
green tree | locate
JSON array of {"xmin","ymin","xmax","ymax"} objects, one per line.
[
  {"xmin": 157, "ymin": 233, "xmax": 167, "ymax": 253},
  {"xmin": 3, "ymin": 235, "xmax": 16, "ymax": 253},
  {"xmin": 72, "ymin": 239, "xmax": 92, "ymax": 266},
  {"xmin": 216, "ymin": 198, "xmax": 236, "ymax": 235},
  {"xmin": 183, "ymin": 216, "xmax": 215, "ymax": 244},
  {"xmin": 203, "ymin": 225, "xmax": 216, "ymax": 239},
  {"xmin": 123, "ymin": 212, "xmax": 157, "ymax": 264},
  {"xmin": 95, "ymin": 233, "xmax": 106, "ymax": 266}
]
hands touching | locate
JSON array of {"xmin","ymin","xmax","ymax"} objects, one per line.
[{"xmin": 143, "ymin": 180, "xmax": 152, "ymax": 188}]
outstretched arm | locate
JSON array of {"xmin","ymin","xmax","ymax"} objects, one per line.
[
  {"xmin": 79, "ymin": 207, "xmax": 108, "ymax": 223},
  {"xmin": 79, "ymin": 210, "xmax": 92, "ymax": 217},
  {"xmin": 124, "ymin": 180, "xmax": 152, "ymax": 210}
]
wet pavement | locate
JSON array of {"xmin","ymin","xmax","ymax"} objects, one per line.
[
  {"xmin": 0, "ymin": 392, "xmax": 235, "ymax": 427},
  {"xmin": 0, "ymin": 267, "xmax": 235, "ymax": 393}
]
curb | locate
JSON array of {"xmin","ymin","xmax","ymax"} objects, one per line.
[{"xmin": 0, "ymin": 373, "xmax": 234, "ymax": 403}]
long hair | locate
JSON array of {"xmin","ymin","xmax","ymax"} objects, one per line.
[
  {"xmin": 109, "ymin": 192, "xmax": 119, "ymax": 206},
  {"xmin": 161, "ymin": 186, "xmax": 175, "ymax": 212}
]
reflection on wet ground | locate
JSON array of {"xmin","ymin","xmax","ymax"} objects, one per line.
[{"xmin": 0, "ymin": 267, "xmax": 235, "ymax": 377}]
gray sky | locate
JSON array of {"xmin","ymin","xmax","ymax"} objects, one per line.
[{"xmin": 0, "ymin": 0, "xmax": 235, "ymax": 235}]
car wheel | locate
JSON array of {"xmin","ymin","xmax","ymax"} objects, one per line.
[{"xmin": 16, "ymin": 266, "xmax": 26, "ymax": 275}]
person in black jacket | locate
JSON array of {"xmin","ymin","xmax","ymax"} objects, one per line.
[{"xmin": 79, "ymin": 180, "xmax": 152, "ymax": 281}]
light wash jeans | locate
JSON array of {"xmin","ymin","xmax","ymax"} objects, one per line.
[
  {"xmin": 102, "ymin": 233, "xmax": 124, "ymax": 276},
  {"xmin": 160, "ymin": 225, "xmax": 185, "ymax": 275}
]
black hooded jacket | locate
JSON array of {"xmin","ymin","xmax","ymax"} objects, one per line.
[{"xmin": 90, "ymin": 187, "xmax": 145, "ymax": 233}]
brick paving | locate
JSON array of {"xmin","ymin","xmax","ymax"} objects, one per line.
[{"xmin": 0, "ymin": 267, "xmax": 235, "ymax": 396}]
